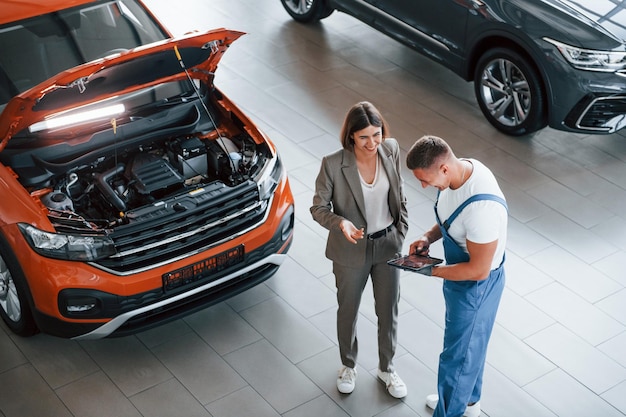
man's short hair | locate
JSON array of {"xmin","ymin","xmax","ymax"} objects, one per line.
[{"xmin": 406, "ymin": 135, "xmax": 451, "ymax": 170}]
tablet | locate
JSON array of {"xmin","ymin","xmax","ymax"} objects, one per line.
[{"xmin": 387, "ymin": 254, "xmax": 443, "ymax": 273}]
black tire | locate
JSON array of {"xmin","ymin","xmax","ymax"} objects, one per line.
[
  {"xmin": 474, "ymin": 47, "xmax": 547, "ymax": 136},
  {"xmin": 0, "ymin": 235, "xmax": 38, "ymax": 337},
  {"xmin": 280, "ymin": 0, "xmax": 333, "ymax": 23}
]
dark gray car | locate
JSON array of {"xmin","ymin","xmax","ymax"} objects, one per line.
[{"xmin": 280, "ymin": 0, "xmax": 626, "ymax": 136}]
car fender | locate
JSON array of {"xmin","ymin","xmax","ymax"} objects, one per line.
[
  {"xmin": 464, "ymin": 20, "xmax": 555, "ymax": 101},
  {"xmin": 0, "ymin": 164, "xmax": 49, "ymax": 229}
]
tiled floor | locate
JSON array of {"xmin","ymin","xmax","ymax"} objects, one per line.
[{"xmin": 1, "ymin": 0, "xmax": 626, "ymax": 416}]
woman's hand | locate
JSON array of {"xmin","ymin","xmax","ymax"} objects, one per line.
[{"xmin": 340, "ymin": 220, "xmax": 365, "ymax": 244}]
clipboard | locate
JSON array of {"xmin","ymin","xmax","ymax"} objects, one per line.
[{"xmin": 387, "ymin": 254, "xmax": 443, "ymax": 273}]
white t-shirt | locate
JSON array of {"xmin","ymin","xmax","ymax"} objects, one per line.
[
  {"xmin": 360, "ymin": 155, "xmax": 393, "ymax": 234},
  {"xmin": 436, "ymin": 159, "xmax": 507, "ymax": 270}
]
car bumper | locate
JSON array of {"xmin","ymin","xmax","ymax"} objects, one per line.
[
  {"xmin": 26, "ymin": 203, "xmax": 294, "ymax": 339},
  {"xmin": 541, "ymin": 44, "xmax": 626, "ymax": 134},
  {"xmin": 74, "ymin": 253, "xmax": 287, "ymax": 340},
  {"xmin": 562, "ymin": 92, "xmax": 626, "ymax": 133}
]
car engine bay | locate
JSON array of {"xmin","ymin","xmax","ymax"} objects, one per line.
[{"xmin": 2, "ymin": 99, "xmax": 272, "ymax": 235}]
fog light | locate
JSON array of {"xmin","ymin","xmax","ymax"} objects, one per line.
[
  {"xmin": 281, "ymin": 206, "xmax": 294, "ymax": 241},
  {"xmin": 59, "ymin": 289, "xmax": 112, "ymax": 318},
  {"xmin": 66, "ymin": 297, "xmax": 98, "ymax": 313}
]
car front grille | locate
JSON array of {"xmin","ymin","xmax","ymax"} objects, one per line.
[
  {"xmin": 575, "ymin": 95, "xmax": 626, "ymax": 133},
  {"xmin": 93, "ymin": 180, "xmax": 266, "ymax": 274}
]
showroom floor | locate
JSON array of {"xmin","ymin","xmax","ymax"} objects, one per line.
[{"xmin": 1, "ymin": 0, "xmax": 626, "ymax": 416}]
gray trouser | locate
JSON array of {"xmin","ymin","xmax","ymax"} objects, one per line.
[{"xmin": 333, "ymin": 236, "xmax": 400, "ymax": 372}]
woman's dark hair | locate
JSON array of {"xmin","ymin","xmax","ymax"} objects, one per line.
[{"xmin": 340, "ymin": 101, "xmax": 389, "ymax": 150}]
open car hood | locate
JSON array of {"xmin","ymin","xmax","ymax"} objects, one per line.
[{"xmin": 0, "ymin": 28, "xmax": 244, "ymax": 150}]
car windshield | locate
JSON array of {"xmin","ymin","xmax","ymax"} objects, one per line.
[{"xmin": 0, "ymin": 0, "xmax": 168, "ymax": 109}]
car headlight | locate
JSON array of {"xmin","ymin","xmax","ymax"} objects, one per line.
[
  {"xmin": 545, "ymin": 38, "xmax": 626, "ymax": 72},
  {"xmin": 18, "ymin": 223, "xmax": 116, "ymax": 261},
  {"xmin": 257, "ymin": 153, "xmax": 283, "ymax": 200}
]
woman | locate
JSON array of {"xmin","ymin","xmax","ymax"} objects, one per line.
[{"xmin": 310, "ymin": 101, "xmax": 409, "ymax": 398}]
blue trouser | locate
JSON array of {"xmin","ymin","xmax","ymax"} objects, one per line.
[
  {"xmin": 433, "ymin": 266, "xmax": 505, "ymax": 417},
  {"xmin": 433, "ymin": 193, "xmax": 507, "ymax": 417}
]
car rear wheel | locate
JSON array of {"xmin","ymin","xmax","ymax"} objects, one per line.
[
  {"xmin": 280, "ymin": 0, "xmax": 333, "ymax": 22},
  {"xmin": 0, "ymin": 239, "xmax": 37, "ymax": 336},
  {"xmin": 474, "ymin": 48, "xmax": 546, "ymax": 136}
]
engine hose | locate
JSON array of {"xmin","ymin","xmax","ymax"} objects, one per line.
[
  {"xmin": 96, "ymin": 164, "xmax": 126, "ymax": 212},
  {"xmin": 65, "ymin": 172, "xmax": 79, "ymax": 197}
]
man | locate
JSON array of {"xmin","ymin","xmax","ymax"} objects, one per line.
[{"xmin": 406, "ymin": 135, "xmax": 508, "ymax": 417}]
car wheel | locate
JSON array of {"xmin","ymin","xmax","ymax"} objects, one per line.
[
  {"xmin": 280, "ymin": 0, "xmax": 333, "ymax": 22},
  {"xmin": 0, "ymin": 239, "xmax": 37, "ymax": 336},
  {"xmin": 474, "ymin": 48, "xmax": 547, "ymax": 136}
]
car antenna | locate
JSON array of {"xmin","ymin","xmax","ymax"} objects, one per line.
[{"xmin": 174, "ymin": 44, "xmax": 238, "ymax": 173}]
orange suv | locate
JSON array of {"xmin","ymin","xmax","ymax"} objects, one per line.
[{"xmin": 0, "ymin": 0, "xmax": 294, "ymax": 339}]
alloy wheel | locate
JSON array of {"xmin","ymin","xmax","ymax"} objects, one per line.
[
  {"xmin": 478, "ymin": 58, "xmax": 531, "ymax": 128},
  {"xmin": 0, "ymin": 254, "xmax": 21, "ymax": 323},
  {"xmin": 283, "ymin": 0, "xmax": 313, "ymax": 15}
]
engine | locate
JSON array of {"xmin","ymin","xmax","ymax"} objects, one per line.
[{"xmin": 40, "ymin": 134, "xmax": 261, "ymax": 231}]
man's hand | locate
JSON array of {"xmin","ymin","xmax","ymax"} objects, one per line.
[
  {"xmin": 420, "ymin": 265, "xmax": 433, "ymax": 276},
  {"xmin": 410, "ymin": 236, "xmax": 430, "ymax": 255}
]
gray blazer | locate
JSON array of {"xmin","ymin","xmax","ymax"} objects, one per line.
[{"xmin": 311, "ymin": 138, "xmax": 409, "ymax": 266}]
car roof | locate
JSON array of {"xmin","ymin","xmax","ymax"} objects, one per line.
[{"xmin": 1, "ymin": 0, "xmax": 109, "ymax": 25}]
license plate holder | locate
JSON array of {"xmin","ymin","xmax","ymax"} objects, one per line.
[{"xmin": 163, "ymin": 245, "xmax": 244, "ymax": 291}]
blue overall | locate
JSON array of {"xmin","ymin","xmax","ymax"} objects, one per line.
[{"xmin": 433, "ymin": 194, "xmax": 508, "ymax": 417}]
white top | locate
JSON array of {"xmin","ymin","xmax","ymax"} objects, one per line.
[
  {"xmin": 436, "ymin": 159, "xmax": 508, "ymax": 269},
  {"xmin": 359, "ymin": 155, "xmax": 393, "ymax": 234}
]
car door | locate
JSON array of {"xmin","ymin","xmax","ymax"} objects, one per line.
[{"xmin": 372, "ymin": 0, "xmax": 470, "ymax": 69}]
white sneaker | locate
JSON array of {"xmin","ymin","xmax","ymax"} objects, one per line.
[
  {"xmin": 425, "ymin": 394, "xmax": 481, "ymax": 417},
  {"xmin": 377, "ymin": 370, "xmax": 407, "ymax": 398},
  {"xmin": 337, "ymin": 366, "xmax": 357, "ymax": 394}
]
